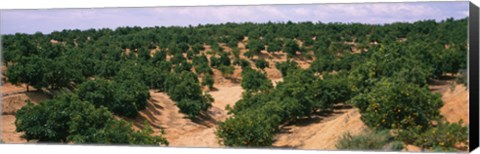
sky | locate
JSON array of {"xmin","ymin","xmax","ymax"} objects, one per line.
[{"xmin": 0, "ymin": 1, "xmax": 469, "ymax": 35}]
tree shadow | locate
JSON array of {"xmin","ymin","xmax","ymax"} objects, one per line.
[
  {"xmin": 271, "ymin": 52, "xmax": 285, "ymax": 59},
  {"xmin": 226, "ymin": 76, "xmax": 241, "ymax": 84},
  {"xmin": 25, "ymin": 91, "xmax": 51, "ymax": 104},
  {"xmin": 427, "ymin": 75, "xmax": 456, "ymax": 86},
  {"xmin": 147, "ymin": 98, "xmax": 165, "ymax": 110},
  {"xmin": 427, "ymin": 79, "xmax": 451, "ymax": 86},
  {"xmin": 289, "ymin": 117, "xmax": 324, "ymax": 127},
  {"xmin": 278, "ymin": 127, "xmax": 293, "ymax": 134},
  {"xmin": 271, "ymin": 145, "xmax": 298, "ymax": 149},
  {"xmin": 189, "ymin": 112, "xmax": 218, "ymax": 128},
  {"xmin": 283, "ymin": 104, "xmax": 353, "ymax": 127},
  {"xmin": 207, "ymin": 87, "xmax": 219, "ymax": 92},
  {"xmin": 333, "ymin": 104, "xmax": 353, "ymax": 110}
]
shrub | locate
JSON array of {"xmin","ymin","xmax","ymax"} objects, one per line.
[
  {"xmin": 164, "ymin": 71, "xmax": 213, "ymax": 118},
  {"xmin": 219, "ymin": 52, "xmax": 231, "ymax": 66},
  {"xmin": 336, "ymin": 130, "xmax": 401, "ymax": 151},
  {"xmin": 246, "ymin": 39, "xmax": 265, "ymax": 55},
  {"xmin": 243, "ymin": 51, "xmax": 255, "ymax": 59},
  {"xmin": 255, "ymin": 59, "xmax": 269, "ymax": 70},
  {"xmin": 267, "ymin": 41, "xmax": 282, "ymax": 53},
  {"xmin": 210, "ymin": 56, "xmax": 220, "ymax": 67},
  {"xmin": 218, "ymin": 65, "xmax": 235, "ymax": 77},
  {"xmin": 191, "ymin": 43, "xmax": 205, "ymax": 53},
  {"xmin": 240, "ymin": 68, "xmax": 272, "ymax": 92},
  {"xmin": 275, "ymin": 60, "xmax": 299, "ymax": 77},
  {"xmin": 239, "ymin": 58, "xmax": 251, "ymax": 69},
  {"xmin": 216, "ymin": 108, "xmax": 281, "ymax": 147},
  {"xmin": 201, "ymin": 73, "xmax": 214, "ymax": 89},
  {"xmin": 283, "ymin": 39, "xmax": 300, "ymax": 56},
  {"xmin": 89, "ymin": 120, "xmax": 169, "ymax": 145}
]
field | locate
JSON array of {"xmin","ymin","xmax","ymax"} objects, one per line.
[{"xmin": 1, "ymin": 18, "xmax": 469, "ymax": 152}]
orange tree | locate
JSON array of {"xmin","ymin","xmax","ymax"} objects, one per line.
[
  {"xmin": 349, "ymin": 79, "xmax": 443, "ymax": 130},
  {"xmin": 15, "ymin": 93, "xmax": 168, "ymax": 145}
]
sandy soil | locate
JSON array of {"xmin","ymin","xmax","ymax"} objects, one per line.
[
  {"xmin": 429, "ymin": 78, "xmax": 469, "ymax": 125},
  {"xmin": 273, "ymin": 105, "xmax": 366, "ymax": 150},
  {"xmin": 439, "ymin": 84, "xmax": 469, "ymax": 125},
  {"xmin": 1, "ymin": 115, "xmax": 26, "ymax": 143}
]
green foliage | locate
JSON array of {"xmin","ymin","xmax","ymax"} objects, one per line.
[
  {"xmin": 84, "ymin": 120, "xmax": 169, "ymax": 145},
  {"xmin": 138, "ymin": 48, "xmax": 151, "ymax": 61},
  {"xmin": 164, "ymin": 71, "xmax": 213, "ymax": 118},
  {"xmin": 275, "ymin": 60, "xmax": 299, "ymax": 77},
  {"xmin": 216, "ymin": 107, "xmax": 281, "ymax": 147},
  {"xmin": 239, "ymin": 58, "xmax": 251, "ymax": 69},
  {"xmin": 396, "ymin": 121, "xmax": 468, "ymax": 151},
  {"xmin": 201, "ymin": 73, "xmax": 214, "ymax": 89},
  {"xmin": 246, "ymin": 39, "xmax": 265, "ymax": 55},
  {"xmin": 218, "ymin": 65, "xmax": 235, "ymax": 77},
  {"xmin": 4, "ymin": 17, "xmax": 469, "ymax": 148},
  {"xmin": 336, "ymin": 130, "xmax": 402, "ymax": 151},
  {"xmin": 311, "ymin": 73, "xmax": 353, "ymax": 110},
  {"xmin": 186, "ymin": 50, "xmax": 195, "ymax": 59},
  {"xmin": 6, "ymin": 56, "xmax": 49, "ymax": 91},
  {"xmin": 218, "ymin": 68, "xmax": 351, "ymax": 147},
  {"xmin": 15, "ymin": 93, "xmax": 168, "ymax": 145},
  {"xmin": 267, "ymin": 40, "xmax": 282, "ymax": 53},
  {"xmin": 45, "ymin": 57, "xmax": 84, "ymax": 89},
  {"xmin": 191, "ymin": 43, "xmax": 205, "ymax": 53},
  {"xmin": 219, "ymin": 52, "xmax": 231, "ymax": 66},
  {"xmin": 173, "ymin": 60, "xmax": 192, "ymax": 73},
  {"xmin": 240, "ymin": 68, "xmax": 272, "ymax": 92},
  {"xmin": 77, "ymin": 78, "xmax": 150, "ymax": 118},
  {"xmin": 152, "ymin": 50, "xmax": 167, "ymax": 64},
  {"xmin": 349, "ymin": 79, "xmax": 443, "ymax": 130},
  {"xmin": 283, "ymin": 39, "xmax": 300, "ymax": 56},
  {"xmin": 309, "ymin": 55, "xmax": 336, "ymax": 73},
  {"xmin": 254, "ymin": 58, "xmax": 269, "ymax": 70},
  {"xmin": 210, "ymin": 56, "xmax": 220, "ymax": 68},
  {"xmin": 243, "ymin": 51, "xmax": 255, "ymax": 59},
  {"xmin": 272, "ymin": 69, "xmax": 318, "ymax": 118},
  {"xmin": 193, "ymin": 54, "xmax": 213, "ymax": 75},
  {"xmin": 348, "ymin": 44, "xmax": 433, "ymax": 93}
]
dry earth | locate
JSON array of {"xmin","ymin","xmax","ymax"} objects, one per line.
[{"xmin": 273, "ymin": 105, "xmax": 366, "ymax": 150}]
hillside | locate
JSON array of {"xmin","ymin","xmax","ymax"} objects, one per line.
[{"xmin": 1, "ymin": 18, "xmax": 469, "ymax": 152}]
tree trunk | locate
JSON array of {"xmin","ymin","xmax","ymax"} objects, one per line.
[{"xmin": 26, "ymin": 84, "xmax": 29, "ymax": 92}]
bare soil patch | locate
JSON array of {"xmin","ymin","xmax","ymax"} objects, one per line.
[{"xmin": 273, "ymin": 105, "xmax": 366, "ymax": 150}]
